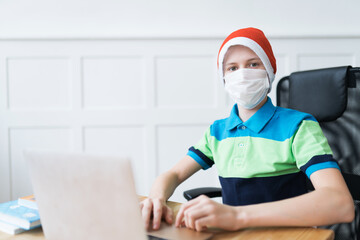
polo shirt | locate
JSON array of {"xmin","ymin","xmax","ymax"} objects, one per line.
[{"xmin": 187, "ymin": 98, "xmax": 340, "ymax": 206}]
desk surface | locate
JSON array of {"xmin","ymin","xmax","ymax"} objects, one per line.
[{"xmin": 0, "ymin": 197, "xmax": 334, "ymax": 240}]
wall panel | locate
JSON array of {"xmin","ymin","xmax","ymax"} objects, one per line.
[
  {"xmin": 297, "ymin": 54, "xmax": 354, "ymax": 71},
  {"xmin": 155, "ymin": 56, "xmax": 217, "ymax": 108},
  {"xmin": 9, "ymin": 127, "xmax": 72, "ymax": 199},
  {"xmin": 82, "ymin": 57, "xmax": 145, "ymax": 109},
  {"xmin": 83, "ymin": 126, "xmax": 147, "ymax": 195},
  {"xmin": 7, "ymin": 57, "xmax": 71, "ymax": 110}
]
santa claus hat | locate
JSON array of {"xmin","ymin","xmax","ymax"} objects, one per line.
[{"xmin": 217, "ymin": 27, "xmax": 277, "ymax": 90}]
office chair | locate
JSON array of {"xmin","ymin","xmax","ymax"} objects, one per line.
[{"xmin": 183, "ymin": 66, "xmax": 360, "ymax": 240}]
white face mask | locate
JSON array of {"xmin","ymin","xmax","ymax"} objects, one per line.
[{"xmin": 224, "ymin": 68, "xmax": 269, "ymax": 109}]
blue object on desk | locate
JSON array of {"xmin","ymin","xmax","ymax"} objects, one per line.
[{"xmin": 0, "ymin": 200, "xmax": 41, "ymax": 230}]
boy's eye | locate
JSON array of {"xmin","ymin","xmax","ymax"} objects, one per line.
[
  {"xmin": 249, "ymin": 62, "xmax": 259, "ymax": 68},
  {"xmin": 228, "ymin": 66, "xmax": 238, "ymax": 71}
]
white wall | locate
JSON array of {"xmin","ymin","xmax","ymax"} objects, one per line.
[
  {"xmin": 1, "ymin": 0, "xmax": 360, "ymax": 38},
  {"xmin": 0, "ymin": 0, "xmax": 359, "ymax": 203}
]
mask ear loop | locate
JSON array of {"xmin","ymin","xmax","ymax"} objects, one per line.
[
  {"xmin": 266, "ymin": 73, "xmax": 271, "ymax": 94},
  {"xmin": 221, "ymin": 60, "xmax": 226, "ymax": 85}
]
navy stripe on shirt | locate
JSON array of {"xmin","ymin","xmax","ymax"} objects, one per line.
[
  {"xmin": 300, "ymin": 154, "xmax": 338, "ymax": 173},
  {"xmin": 188, "ymin": 146, "xmax": 214, "ymax": 168},
  {"xmin": 219, "ymin": 171, "xmax": 308, "ymax": 206}
]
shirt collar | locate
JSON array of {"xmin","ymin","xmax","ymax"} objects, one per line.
[{"xmin": 225, "ymin": 98, "xmax": 276, "ymax": 133}]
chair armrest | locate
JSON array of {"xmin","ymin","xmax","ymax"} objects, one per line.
[{"xmin": 183, "ymin": 187, "xmax": 222, "ymax": 201}]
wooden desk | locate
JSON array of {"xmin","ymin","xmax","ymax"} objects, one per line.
[
  {"xmin": 0, "ymin": 197, "xmax": 334, "ymax": 240},
  {"xmin": 156, "ymin": 198, "xmax": 335, "ymax": 240}
]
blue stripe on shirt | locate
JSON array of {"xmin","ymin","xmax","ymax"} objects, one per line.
[
  {"xmin": 187, "ymin": 151, "xmax": 210, "ymax": 170},
  {"xmin": 305, "ymin": 161, "xmax": 340, "ymax": 178}
]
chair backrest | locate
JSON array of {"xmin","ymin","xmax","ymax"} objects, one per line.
[{"xmin": 276, "ymin": 66, "xmax": 360, "ymax": 240}]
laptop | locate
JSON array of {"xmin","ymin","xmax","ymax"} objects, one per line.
[{"xmin": 25, "ymin": 150, "xmax": 213, "ymax": 240}]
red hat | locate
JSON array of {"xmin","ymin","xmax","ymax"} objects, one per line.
[{"xmin": 217, "ymin": 28, "xmax": 277, "ymax": 90}]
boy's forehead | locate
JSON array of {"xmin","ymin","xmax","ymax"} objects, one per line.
[{"xmin": 224, "ymin": 45, "xmax": 259, "ymax": 62}]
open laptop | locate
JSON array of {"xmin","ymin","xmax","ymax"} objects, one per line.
[{"xmin": 25, "ymin": 150, "xmax": 212, "ymax": 240}]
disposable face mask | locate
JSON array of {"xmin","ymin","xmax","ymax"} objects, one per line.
[{"xmin": 224, "ymin": 68, "xmax": 269, "ymax": 109}]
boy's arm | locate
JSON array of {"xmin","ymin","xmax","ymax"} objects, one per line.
[
  {"xmin": 140, "ymin": 155, "xmax": 202, "ymax": 230},
  {"xmin": 175, "ymin": 168, "xmax": 354, "ymax": 231},
  {"xmin": 240, "ymin": 168, "xmax": 354, "ymax": 227}
]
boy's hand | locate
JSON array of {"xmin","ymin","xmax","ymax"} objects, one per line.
[
  {"xmin": 140, "ymin": 197, "xmax": 173, "ymax": 230},
  {"xmin": 175, "ymin": 195, "xmax": 242, "ymax": 232}
]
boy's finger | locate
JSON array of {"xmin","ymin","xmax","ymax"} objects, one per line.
[
  {"xmin": 184, "ymin": 205, "xmax": 206, "ymax": 230},
  {"xmin": 163, "ymin": 205, "xmax": 173, "ymax": 224},
  {"xmin": 152, "ymin": 200, "xmax": 163, "ymax": 230},
  {"xmin": 141, "ymin": 199, "xmax": 153, "ymax": 229},
  {"xmin": 194, "ymin": 216, "xmax": 211, "ymax": 232},
  {"xmin": 175, "ymin": 198, "xmax": 201, "ymax": 227},
  {"xmin": 175, "ymin": 204, "xmax": 185, "ymax": 227}
]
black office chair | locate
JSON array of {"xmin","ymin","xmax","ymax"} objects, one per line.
[{"xmin": 183, "ymin": 66, "xmax": 360, "ymax": 240}]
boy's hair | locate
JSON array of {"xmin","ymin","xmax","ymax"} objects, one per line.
[{"xmin": 217, "ymin": 27, "xmax": 277, "ymax": 91}]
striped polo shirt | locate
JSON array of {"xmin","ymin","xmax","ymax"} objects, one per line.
[{"xmin": 187, "ymin": 98, "xmax": 340, "ymax": 206}]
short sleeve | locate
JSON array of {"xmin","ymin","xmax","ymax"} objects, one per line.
[
  {"xmin": 187, "ymin": 127, "xmax": 214, "ymax": 170},
  {"xmin": 292, "ymin": 119, "xmax": 340, "ymax": 178}
]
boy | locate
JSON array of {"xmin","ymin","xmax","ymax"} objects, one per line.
[{"xmin": 140, "ymin": 28, "xmax": 354, "ymax": 232}]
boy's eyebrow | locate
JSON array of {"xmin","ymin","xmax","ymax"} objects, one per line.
[
  {"xmin": 224, "ymin": 62, "xmax": 237, "ymax": 66},
  {"xmin": 224, "ymin": 57, "xmax": 261, "ymax": 66},
  {"xmin": 247, "ymin": 57, "xmax": 261, "ymax": 61}
]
